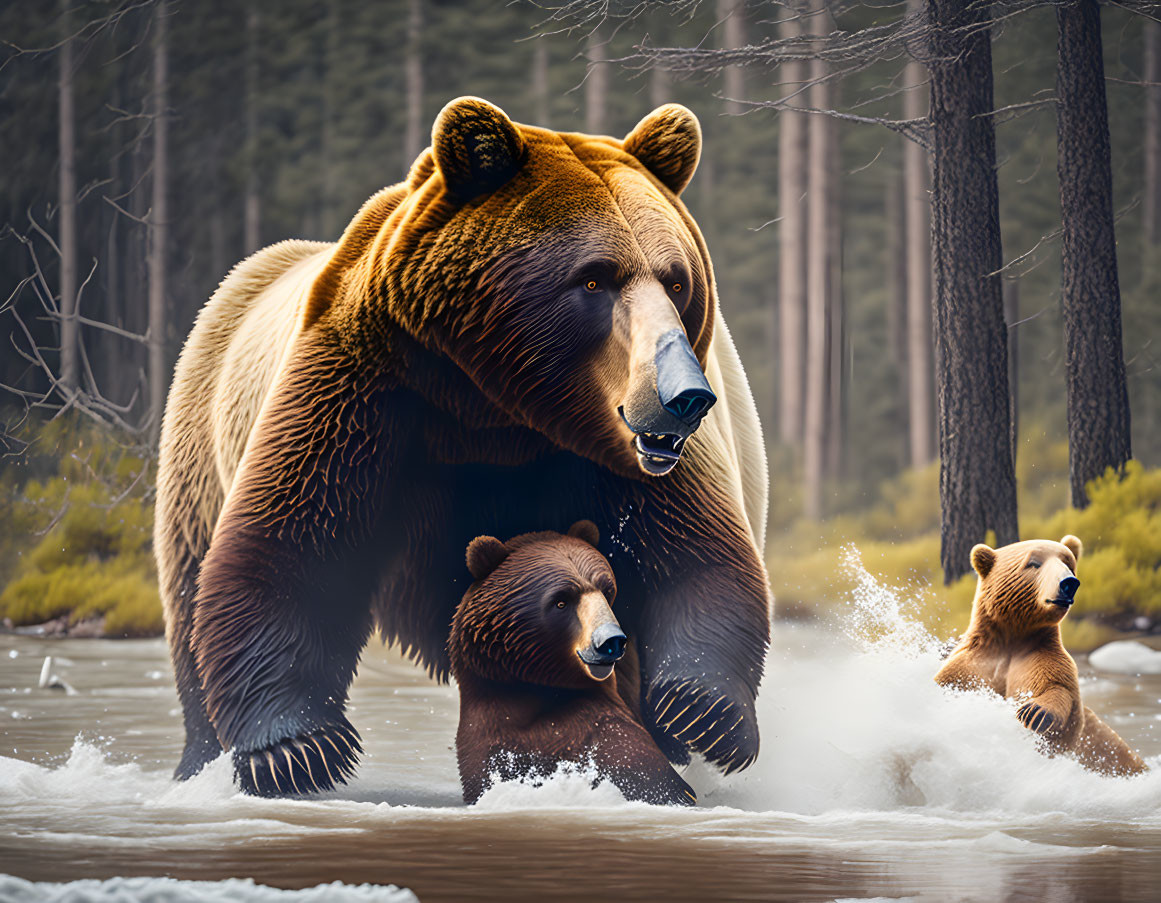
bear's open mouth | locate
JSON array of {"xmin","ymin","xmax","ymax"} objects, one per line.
[
  {"xmin": 1049, "ymin": 598, "xmax": 1074, "ymax": 609},
  {"xmin": 633, "ymin": 433, "xmax": 686, "ymax": 476}
]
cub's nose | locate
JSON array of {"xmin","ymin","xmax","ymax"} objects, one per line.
[
  {"xmin": 1059, "ymin": 576, "xmax": 1080, "ymax": 600},
  {"xmin": 591, "ymin": 622, "xmax": 627, "ymax": 662}
]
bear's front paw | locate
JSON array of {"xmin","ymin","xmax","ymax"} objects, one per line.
[
  {"xmin": 1016, "ymin": 702, "xmax": 1059, "ymax": 736},
  {"xmin": 234, "ymin": 721, "xmax": 362, "ymax": 797},
  {"xmin": 645, "ymin": 679, "xmax": 758, "ymax": 774}
]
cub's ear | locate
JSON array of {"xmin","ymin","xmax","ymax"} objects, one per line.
[
  {"xmin": 432, "ymin": 96, "xmax": 525, "ymax": 200},
  {"xmin": 466, "ymin": 535, "xmax": 511, "ymax": 580},
  {"xmin": 622, "ymin": 104, "xmax": 702, "ymax": 195},
  {"xmin": 567, "ymin": 519, "xmax": 600, "ymax": 548},
  {"xmin": 970, "ymin": 544, "xmax": 997, "ymax": 579},
  {"xmin": 1061, "ymin": 535, "xmax": 1083, "ymax": 562}
]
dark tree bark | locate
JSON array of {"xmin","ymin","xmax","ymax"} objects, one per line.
[
  {"xmin": 777, "ymin": 12, "xmax": 807, "ymax": 447},
  {"xmin": 148, "ymin": 6, "xmax": 171, "ymax": 441},
  {"xmin": 886, "ymin": 167, "xmax": 909, "ymax": 468},
  {"xmin": 1056, "ymin": 0, "xmax": 1131, "ymax": 508},
  {"xmin": 925, "ymin": 0, "xmax": 1018, "ymax": 581},
  {"xmin": 58, "ymin": 0, "xmax": 79, "ymax": 393},
  {"xmin": 1004, "ymin": 279, "xmax": 1019, "ymax": 466}
]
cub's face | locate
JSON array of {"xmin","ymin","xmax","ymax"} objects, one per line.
[
  {"xmin": 412, "ymin": 99, "xmax": 717, "ymax": 480},
  {"xmin": 970, "ymin": 535, "xmax": 1083, "ymax": 632},
  {"xmin": 450, "ymin": 522, "xmax": 627, "ymax": 689}
]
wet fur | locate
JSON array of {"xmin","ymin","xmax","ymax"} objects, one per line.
[
  {"xmin": 449, "ymin": 529, "xmax": 696, "ymax": 805},
  {"xmin": 935, "ymin": 537, "xmax": 1146, "ymax": 777},
  {"xmin": 156, "ymin": 100, "xmax": 770, "ymax": 793}
]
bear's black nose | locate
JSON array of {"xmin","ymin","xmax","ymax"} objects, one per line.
[
  {"xmin": 591, "ymin": 622, "xmax": 627, "ymax": 662},
  {"xmin": 655, "ymin": 329, "xmax": 717, "ymax": 426},
  {"xmin": 1059, "ymin": 576, "xmax": 1080, "ymax": 600}
]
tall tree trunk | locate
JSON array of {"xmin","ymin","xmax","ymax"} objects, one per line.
[
  {"xmin": 586, "ymin": 28, "xmax": 607, "ymax": 135},
  {"xmin": 404, "ymin": 0, "xmax": 424, "ymax": 169},
  {"xmin": 777, "ymin": 12, "xmax": 808, "ymax": 447},
  {"xmin": 1004, "ymin": 279, "xmax": 1019, "ymax": 465},
  {"xmin": 904, "ymin": 0, "xmax": 934, "ymax": 468},
  {"xmin": 886, "ymin": 167, "xmax": 909, "ymax": 468},
  {"xmin": 718, "ymin": 0, "xmax": 745, "ymax": 113},
  {"xmin": 533, "ymin": 41, "xmax": 550, "ymax": 126},
  {"xmin": 1145, "ymin": 20, "xmax": 1161, "ymax": 248},
  {"xmin": 803, "ymin": 55, "xmax": 834, "ymax": 520},
  {"xmin": 321, "ymin": 0, "xmax": 340, "ymax": 236},
  {"xmin": 926, "ymin": 0, "xmax": 1018, "ymax": 581},
  {"xmin": 1056, "ymin": 0, "xmax": 1131, "ymax": 508},
  {"xmin": 148, "ymin": 6, "xmax": 170, "ymax": 441},
  {"xmin": 825, "ymin": 123, "xmax": 845, "ymax": 484},
  {"xmin": 650, "ymin": 61, "xmax": 670, "ymax": 108},
  {"xmin": 58, "ymin": 0, "xmax": 78, "ymax": 395},
  {"xmin": 244, "ymin": 6, "xmax": 261, "ymax": 254}
]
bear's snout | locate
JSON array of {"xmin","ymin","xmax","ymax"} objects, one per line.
[
  {"xmin": 590, "ymin": 622, "xmax": 627, "ymax": 662},
  {"xmin": 1054, "ymin": 575, "xmax": 1080, "ymax": 606}
]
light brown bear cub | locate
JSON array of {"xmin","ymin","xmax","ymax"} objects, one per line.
[
  {"xmin": 449, "ymin": 521, "xmax": 697, "ymax": 806},
  {"xmin": 935, "ymin": 535, "xmax": 1146, "ymax": 776}
]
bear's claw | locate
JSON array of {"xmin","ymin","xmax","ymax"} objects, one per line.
[
  {"xmin": 1016, "ymin": 702, "xmax": 1058, "ymax": 736},
  {"xmin": 234, "ymin": 720, "xmax": 363, "ymax": 797},
  {"xmin": 645, "ymin": 679, "xmax": 758, "ymax": 773}
]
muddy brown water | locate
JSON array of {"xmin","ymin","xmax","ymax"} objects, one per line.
[{"xmin": 3, "ymin": 577, "xmax": 1161, "ymax": 902}]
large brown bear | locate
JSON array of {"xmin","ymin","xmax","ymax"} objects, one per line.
[
  {"xmin": 155, "ymin": 97, "xmax": 770, "ymax": 794},
  {"xmin": 450, "ymin": 521, "xmax": 696, "ymax": 806},
  {"xmin": 935, "ymin": 535, "xmax": 1147, "ymax": 777}
]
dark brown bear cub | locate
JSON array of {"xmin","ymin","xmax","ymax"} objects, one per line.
[{"xmin": 449, "ymin": 521, "xmax": 697, "ymax": 806}]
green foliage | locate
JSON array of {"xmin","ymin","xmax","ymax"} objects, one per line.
[
  {"xmin": 769, "ymin": 456, "xmax": 1161, "ymax": 652},
  {"xmin": 0, "ymin": 420, "xmax": 161, "ymax": 637}
]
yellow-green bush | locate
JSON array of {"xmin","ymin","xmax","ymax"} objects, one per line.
[{"xmin": 0, "ymin": 419, "xmax": 161, "ymax": 637}]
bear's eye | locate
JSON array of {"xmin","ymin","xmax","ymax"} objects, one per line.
[
  {"xmin": 1028, "ymin": 560, "xmax": 1041, "ymax": 570},
  {"xmin": 671, "ymin": 282, "xmax": 683, "ymax": 294},
  {"xmin": 555, "ymin": 598, "xmax": 568, "ymax": 609},
  {"xmin": 584, "ymin": 279, "xmax": 601, "ymax": 293}
]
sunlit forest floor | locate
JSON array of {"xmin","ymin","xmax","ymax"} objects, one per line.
[{"xmin": 1, "ymin": 417, "xmax": 1157, "ymax": 652}]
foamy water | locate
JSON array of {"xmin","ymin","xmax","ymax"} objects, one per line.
[{"xmin": 3, "ymin": 553, "xmax": 1160, "ymax": 902}]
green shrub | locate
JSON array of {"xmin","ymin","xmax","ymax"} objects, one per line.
[{"xmin": 0, "ymin": 418, "xmax": 161, "ymax": 636}]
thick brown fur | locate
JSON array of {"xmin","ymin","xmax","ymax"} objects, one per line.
[
  {"xmin": 450, "ymin": 523, "xmax": 696, "ymax": 805},
  {"xmin": 935, "ymin": 535, "xmax": 1147, "ymax": 777},
  {"xmin": 156, "ymin": 97, "xmax": 770, "ymax": 793}
]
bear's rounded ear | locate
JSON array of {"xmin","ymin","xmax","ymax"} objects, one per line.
[
  {"xmin": 622, "ymin": 104, "xmax": 702, "ymax": 196},
  {"xmin": 432, "ymin": 96, "xmax": 525, "ymax": 200},
  {"xmin": 970, "ymin": 544, "xmax": 997, "ymax": 579},
  {"xmin": 567, "ymin": 519, "xmax": 600, "ymax": 548},
  {"xmin": 466, "ymin": 535, "xmax": 511, "ymax": 580},
  {"xmin": 1061, "ymin": 535, "xmax": 1083, "ymax": 562}
]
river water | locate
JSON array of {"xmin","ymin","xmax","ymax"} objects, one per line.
[{"xmin": 2, "ymin": 558, "xmax": 1161, "ymax": 902}]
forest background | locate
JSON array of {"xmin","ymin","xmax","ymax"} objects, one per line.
[{"xmin": 1, "ymin": 0, "xmax": 1158, "ymax": 649}]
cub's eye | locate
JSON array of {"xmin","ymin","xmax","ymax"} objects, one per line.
[
  {"xmin": 671, "ymin": 282, "xmax": 683, "ymax": 294},
  {"xmin": 555, "ymin": 599, "xmax": 567, "ymax": 609},
  {"xmin": 584, "ymin": 279, "xmax": 601, "ymax": 293},
  {"xmin": 1028, "ymin": 560, "xmax": 1041, "ymax": 570}
]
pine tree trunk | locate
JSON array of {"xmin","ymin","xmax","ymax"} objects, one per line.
[
  {"xmin": 244, "ymin": 6, "xmax": 261, "ymax": 254},
  {"xmin": 58, "ymin": 0, "xmax": 78, "ymax": 394},
  {"xmin": 533, "ymin": 41, "xmax": 550, "ymax": 127},
  {"xmin": 886, "ymin": 168, "xmax": 909, "ymax": 468},
  {"xmin": 321, "ymin": 0, "xmax": 340, "ymax": 236},
  {"xmin": 1056, "ymin": 0, "xmax": 1131, "ymax": 508},
  {"xmin": 1004, "ymin": 279, "xmax": 1019, "ymax": 465},
  {"xmin": 904, "ymin": 0, "xmax": 934, "ymax": 468},
  {"xmin": 650, "ymin": 63, "xmax": 669, "ymax": 109},
  {"xmin": 148, "ymin": 7, "xmax": 170, "ymax": 441},
  {"xmin": 804, "ymin": 55, "xmax": 833, "ymax": 520},
  {"xmin": 404, "ymin": 0, "xmax": 423, "ymax": 169},
  {"xmin": 825, "ymin": 81, "xmax": 844, "ymax": 484},
  {"xmin": 926, "ymin": 0, "xmax": 1018, "ymax": 581},
  {"xmin": 1145, "ymin": 20, "xmax": 1161, "ymax": 248},
  {"xmin": 718, "ymin": 0, "xmax": 745, "ymax": 114},
  {"xmin": 586, "ymin": 28, "xmax": 607, "ymax": 135},
  {"xmin": 777, "ymin": 13, "xmax": 807, "ymax": 447}
]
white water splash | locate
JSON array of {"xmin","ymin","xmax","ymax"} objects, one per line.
[{"xmin": 0, "ymin": 875, "xmax": 417, "ymax": 903}]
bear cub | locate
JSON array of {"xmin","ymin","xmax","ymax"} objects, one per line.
[
  {"xmin": 935, "ymin": 534, "xmax": 1147, "ymax": 777},
  {"xmin": 449, "ymin": 520, "xmax": 697, "ymax": 805}
]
